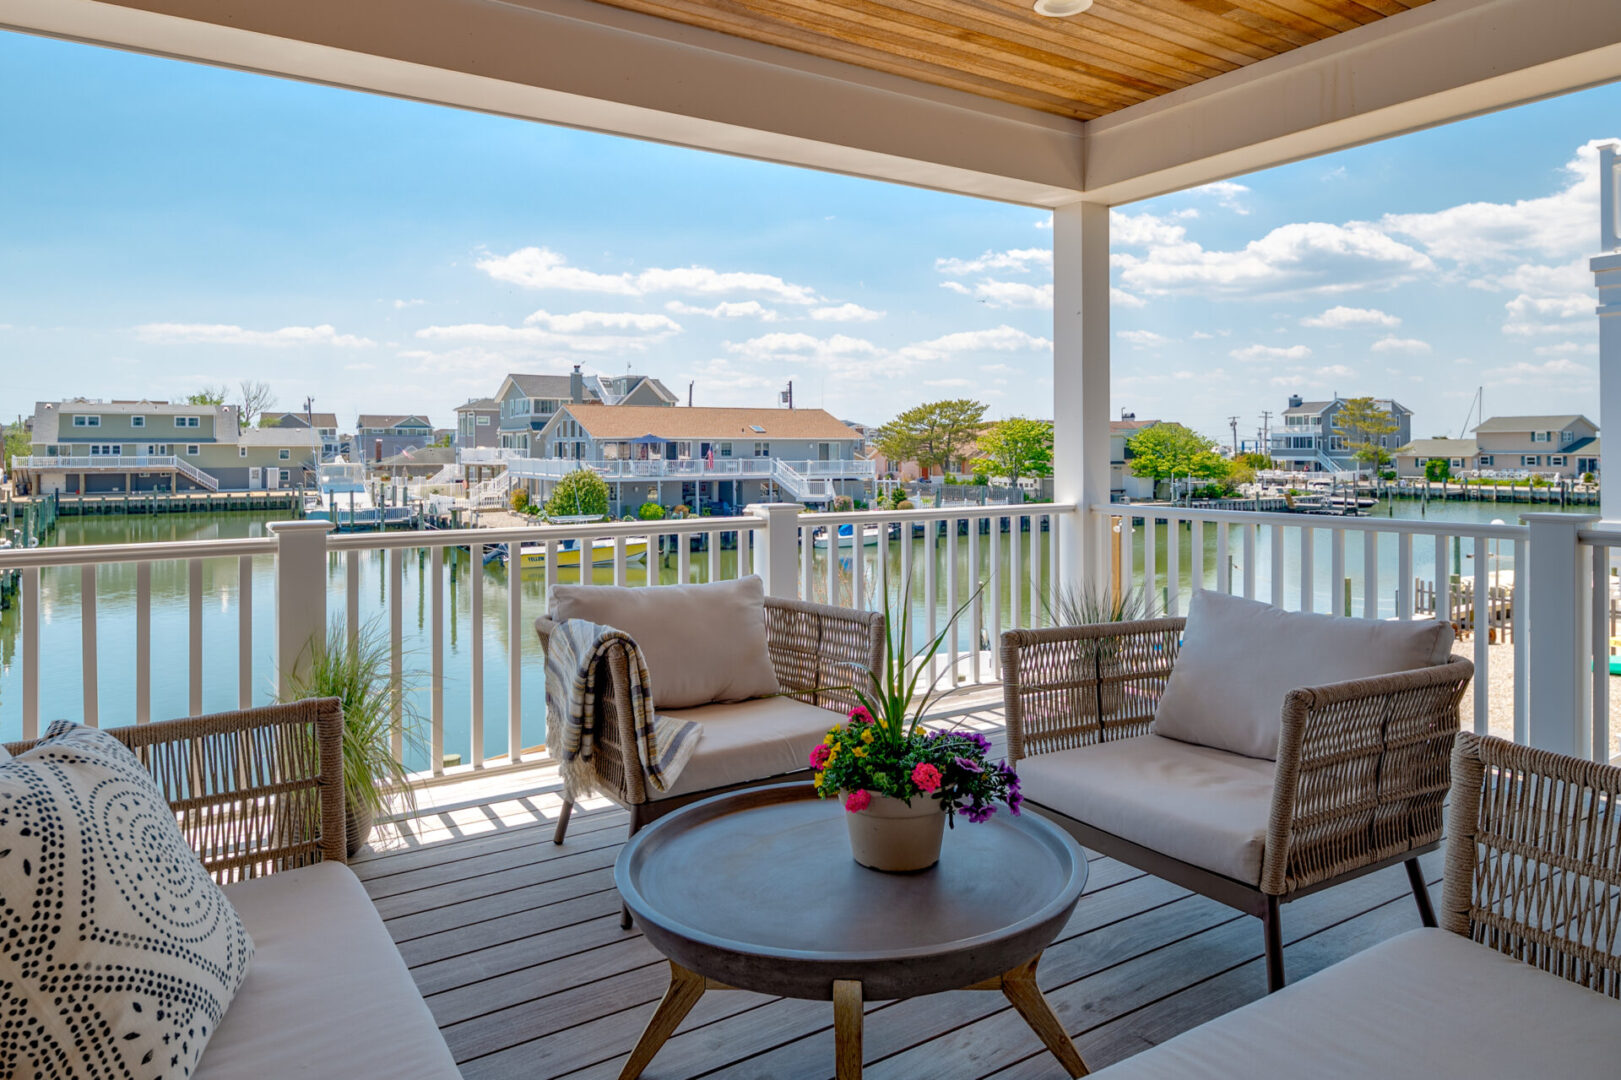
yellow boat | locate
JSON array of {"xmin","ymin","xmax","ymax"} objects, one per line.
[{"xmin": 515, "ymin": 537, "xmax": 649, "ymax": 568}]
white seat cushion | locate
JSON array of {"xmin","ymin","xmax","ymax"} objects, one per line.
[
  {"xmin": 1090, "ymin": 928, "xmax": 1621, "ymax": 1079},
  {"xmin": 655, "ymin": 696, "xmax": 840, "ymax": 799},
  {"xmin": 1154, "ymin": 590, "xmax": 1455, "ymax": 760},
  {"xmin": 550, "ymin": 576, "xmax": 780, "ymax": 710},
  {"xmin": 1018, "ymin": 734, "xmax": 1275, "ymax": 885},
  {"xmin": 197, "ymin": 862, "xmax": 460, "ymax": 1080}
]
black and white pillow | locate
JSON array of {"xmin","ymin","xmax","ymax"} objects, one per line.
[{"xmin": 0, "ymin": 721, "xmax": 254, "ymax": 1079}]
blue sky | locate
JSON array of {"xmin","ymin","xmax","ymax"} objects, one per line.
[{"xmin": 1, "ymin": 30, "xmax": 1617, "ymax": 443}]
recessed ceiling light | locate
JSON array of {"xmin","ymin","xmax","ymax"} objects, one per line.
[{"xmin": 1033, "ymin": 0, "xmax": 1092, "ymax": 16}]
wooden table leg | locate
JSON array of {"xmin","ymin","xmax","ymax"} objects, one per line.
[
  {"xmin": 999, "ymin": 955, "xmax": 1089, "ymax": 1078},
  {"xmin": 618, "ymin": 961, "xmax": 707, "ymax": 1080},
  {"xmin": 833, "ymin": 979, "xmax": 863, "ymax": 1080}
]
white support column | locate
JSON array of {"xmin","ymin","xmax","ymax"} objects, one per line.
[
  {"xmin": 1052, "ymin": 200, "xmax": 1111, "ymax": 591},
  {"xmin": 1523, "ymin": 513, "xmax": 1598, "ymax": 757},
  {"xmin": 748, "ymin": 503, "xmax": 802, "ymax": 599},
  {"xmin": 1596, "ymin": 264, "xmax": 1621, "ymax": 522},
  {"xmin": 267, "ymin": 520, "xmax": 334, "ymax": 697}
]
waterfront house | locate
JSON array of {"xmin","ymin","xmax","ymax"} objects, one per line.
[
  {"xmin": 1269, "ymin": 394, "xmax": 1414, "ymax": 474},
  {"xmin": 1394, "ymin": 437, "xmax": 1479, "ymax": 479},
  {"xmin": 1471, "ymin": 415, "xmax": 1600, "ymax": 479},
  {"xmin": 356, "ymin": 413, "xmax": 435, "ymax": 462},
  {"xmin": 507, "ymin": 402, "xmax": 873, "ymax": 513},
  {"xmin": 454, "ymin": 398, "xmax": 500, "ymax": 450},
  {"xmin": 495, "ymin": 367, "xmax": 675, "ymax": 455},
  {"xmin": 263, "ymin": 410, "xmax": 344, "ymax": 461},
  {"xmin": 1110, "ymin": 415, "xmax": 1159, "ymax": 500},
  {"xmin": 14, "ymin": 398, "xmax": 320, "ymax": 494}
]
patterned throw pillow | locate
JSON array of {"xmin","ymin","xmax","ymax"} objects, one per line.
[{"xmin": 0, "ymin": 721, "xmax": 254, "ymax": 1079}]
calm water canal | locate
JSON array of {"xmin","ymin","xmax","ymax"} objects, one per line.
[{"xmin": 0, "ymin": 510, "xmax": 1056, "ymax": 767}]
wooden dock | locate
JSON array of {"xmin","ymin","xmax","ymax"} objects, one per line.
[{"xmin": 6, "ymin": 489, "xmax": 307, "ymax": 517}]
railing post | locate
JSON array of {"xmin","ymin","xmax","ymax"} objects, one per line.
[
  {"xmin": 1523, "ymin": 513, "xmax": 1598, "ymax": 757},
  {"xmin": 268, "ymin": 520, "xmax": 335, "ymax": 698},
  {"xmin": 748, "ymin": 502, "xmax": 802, "ymax": 599}
]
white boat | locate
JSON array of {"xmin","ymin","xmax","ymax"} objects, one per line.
[
  {"xmin": 305, "ymin": 458, "xmax": 379, "ymax": 525},
  {"xmin": 812, "ymin": 523, "xmax": 884, "ymax": 549}
]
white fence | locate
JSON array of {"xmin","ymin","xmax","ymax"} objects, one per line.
[{"xmin": 0, "ymin": 504, "xmax": 1070, "ymax": 779}]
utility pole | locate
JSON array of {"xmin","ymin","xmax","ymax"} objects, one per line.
[
  {"xmin": 1227, "ymin": 415, "xmax": 1240, "ymax": 457},
  {"xmin": 781, "ymin": 381, "xmax": 794, "ymax": 409},
  {"xmin": 1259, "ymin": 410, "xmax": 1272, "ymax": 458}
]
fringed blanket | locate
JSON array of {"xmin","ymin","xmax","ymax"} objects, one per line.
[{"xmin": 544, "ymin": 619, "xmax": 701, "ymax": 804}]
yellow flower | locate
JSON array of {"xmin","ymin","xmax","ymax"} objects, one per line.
[
  {"xmin": 852, "ymin": 747, "xmax": 867, "ymax": 759},
  {"xmin": 813, "ymin": 771, "xmax": 824, "ymax": 786},
  {"xmin": 823, "ymin": 733, "xmax": 837, "ymax": 746},
  {"xmin": 860, "ymin": 729, "xmax": 874, "ymax": 745}
]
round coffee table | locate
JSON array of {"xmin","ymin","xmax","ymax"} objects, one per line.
[{"xmin": 614, "ymin": 783, "xmax": 1089, "ymax": 1080}]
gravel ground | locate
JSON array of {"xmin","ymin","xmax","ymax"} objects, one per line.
[{"xmin": 1452, "ymin": 638, "xmax": 1621, "ymax": 761}]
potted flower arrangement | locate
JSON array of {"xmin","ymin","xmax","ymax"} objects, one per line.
[{"xmin": 810, "ymin": 583, "xmax": 1020, "ymax": 872}]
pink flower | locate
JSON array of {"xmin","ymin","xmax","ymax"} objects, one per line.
[
  {"xmin": 848, "ymin": 706, "xmax": 873, "ymax": 725},
  {"xmin": 809, "ymin": 744, "xmax": 832, "ymax": 769},
  {"xmin": 911, "ymin": 763, "xmax": 942, "ymax": 794},
  {"xmin": 844, "ymin": 789, "xmax": 872, "ymax": 813}
]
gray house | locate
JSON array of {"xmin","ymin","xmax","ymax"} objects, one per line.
[
  {"xmin": 1269, "ymin": 394, "xmax": 1413, "ymax": 474},
  {"xmin": 356, "ymin": 414, "xmax": 435, "ymax": 462},
  {"xmin": 454, "ymin": 398, "xmax": 500, "ymax": 449},
  {"xmin": 495, "ymin": 367, "xmax": 676, "ymax": 454}
]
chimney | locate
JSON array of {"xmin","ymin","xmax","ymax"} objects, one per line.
[
  {"xmin": 1288, "ymin": 394, "xmax": 1303, "ymax": 408},
  {"xmin": 570, "ymin": 365, "xmax": 584, "ymax": 404}
]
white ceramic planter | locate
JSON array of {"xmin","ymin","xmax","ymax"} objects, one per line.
[{"xmin": 845, "ymin": 794, "xmax": 946, "ymax": 872}]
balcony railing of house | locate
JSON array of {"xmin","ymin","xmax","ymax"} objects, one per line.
[
  {"xmin": 458, "ymin": 447, "xmax": 529, "ymax": 464},
  {"xmin": 14, "ymin": 454, "xmax": 222, "ymax": 491},
  {"xmin": 0, "ymin": 503, "xmax": 1066, "ymax": 780},
  {"xmin": 504, "ymin": 457, "xmax": 878, "ymax": 482},
  {"xmin": 4, "ymin": 501, "xmax": 1614, "ymax": 783}
]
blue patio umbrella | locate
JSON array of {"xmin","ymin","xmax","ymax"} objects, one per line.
[{"xmin": 629, "ymin": 434, "xmax": 665, "ymax": 445}]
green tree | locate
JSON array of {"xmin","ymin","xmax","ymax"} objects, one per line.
[
  {"xmin": 1333, "ymin": 397, "xmax": 1400, "ymax": 476},
  {"xmin": 1237, "ymin": 452, "xmax": 1274, "ymax": 471},
  {"xmin": 976, "ymin": 418, "xmax": 1053, "ymax": 487},
  {"xmin": 187, "ymin": 385, "xmax": 228, "ymax": 406},
  {"xmin": 873, "ymin": 399, "xmax": 987, "ymax": 478},
  {"xmin": 1424, "ymin": 457, "xmax": 1451, "ymax": 483},
  {"xmin": 1125, "ymin": 423, "xmax": 1232, "ymax": 483},
  {"xmin": 545, "ymin": 470, "xmax": 611, "ymax": 519},
  {"xmin": 3, "ymin": 415, "xmax": 30, "ymax": 472}
]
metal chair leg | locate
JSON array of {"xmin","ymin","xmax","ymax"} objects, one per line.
[
  {"xmin": 552, "ymin": 799, "xmax": 575, "ymax": 845},
  {"xmin": 1405, "ymin": 858, "xmax": 1437, "ymax": 928},
  {"xmin": 1262, "ymin": 895, "xmax": 1286, "ymax": 993}
]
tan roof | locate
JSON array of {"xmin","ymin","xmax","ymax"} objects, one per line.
[
  {"xmin": 267, "ymin": 411, "xmax": 340, "ymax": 429},
  {"xmin": 560, "ymin": 404, "xmax": 860, "ymax": 441},
  {"xmin": 1399, "ymin": 438, "xmax": 1476, "ymax": 458},
  {"xmin": 1472, "ymin": 415, "xmax": 1593, "ymax": 434},
  {"xmin": 357, "ymin": 414, "xmax": 433, "ymax": 428}
]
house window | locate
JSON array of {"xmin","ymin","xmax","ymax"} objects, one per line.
[
  {"xmin": 175, "ymin": 416, "xmax": 199, "ymax": 429},
  {"xmin": 87, "ymin": 444, "xmax": 120, "ymax": 456},
  {"xmin": 131, "ymin": 415, "xmax": 145, "ymax": 428},
  {"xmin": 1479, "ymin": 455, "xmax": 1493, "ymax": 467},
  {"xmin": 1531, "ymin": 431, "xmax": 1550, "ymax": 443},
  {"xmin": 1550, "ymin": 456, "xmax": 1566, "ymax": 466},
  {"xmin": 279, "ymin": 449, "xmax": 291, "ymax": 460},
  {"xmin": 718, "ymin": 442, "xmax": 733, "ymax": 458},
  {"xmin": 73, "ymin": 415, "xmax": 100, "ymax": 427},
  {"xmin": 754, "ymin": 442, "xmax": 770, "ymax": 457},
  {"xmin": 477, "ymin": 415, "xmax": 490, "ymax": 426},
  {"xmin": 1561, "ymin": 430, "xmax": 1575, "ymax": 445},
  {"xmin": 1522, "ymin": 455, "xmax": 1541, "ymax": 467},
  {"xmin": 186, "ymin": 444, "xmax": 199, "ymax": 455},
  {"xmin": 1451, "ymin": 459, "xmax": 1463, "ymax": 468},
  {"xmin": 240, "ymin": 447, "xmax": 248, "ymax": 458}
]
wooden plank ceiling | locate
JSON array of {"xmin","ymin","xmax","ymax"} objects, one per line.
[{"xmin": 580, "ymin": 0, "xmax": 1432, "ymax": 119}]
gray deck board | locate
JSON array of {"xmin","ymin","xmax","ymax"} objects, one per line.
[{"xmin": 352, "ymin": 735, "xmax": 1441, "ymax": 1080}]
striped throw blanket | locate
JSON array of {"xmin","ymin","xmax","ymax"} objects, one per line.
[{"xmin": 544, "ymin": 619, "xmax": 702, "ymax": 803}]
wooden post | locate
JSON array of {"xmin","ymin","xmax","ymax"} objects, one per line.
[
  {"xmin": 748, "ymin": 502, "xmax": 802, "ymax": 598},
  {"xmin": 1523, "ymin": 513, "xmax": 1599, "ymax": 757},
  {"xmin": 267, "ymin": 520, "xmax": 335, "ymax": 696}
]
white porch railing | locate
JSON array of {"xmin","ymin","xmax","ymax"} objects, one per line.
[
  {"xmin": 0, "ymin": 504, "xmax": 1070, "ymax": 778},
  {"xmin": 505, "ymin": 457, "xmax": 877, "ymax": 483},
  {"xmin": 15, "ymin": 454, "xmax": 223, "ymax": 491}
]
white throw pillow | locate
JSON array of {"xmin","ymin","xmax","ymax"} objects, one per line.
[
  {"xmin": 1153, "ymin": 590, "xmax": 1455, "ymax": 760},
  {"xmin": 550, "ymin": 576, "xmax": 781, "ymax": 710},
  {"xmin": 0, "ymin": 721, "xmax": 254, "ymax": 1079}
]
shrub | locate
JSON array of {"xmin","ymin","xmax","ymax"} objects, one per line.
[
  {"xmin": 545, "ymin": 470, "xmax": 611, "ymax": 518},
  {"xmin": 509, "ymin": 487, "xmax": 529, "ymax": 512},
  {"xmin": 896, "ymin": 499, "xmax": 915, "ymax": 510},
  {"xmin": 832, "ymin": 495, "xmax": 854, "ymax": 512},
  {"xmin": 637, "ymin": 501, "xmax": 666, "ymax": 521},
  {"xmin": 1424, "ymin": 458, "xmax": 1451, "ymax": 483},
  {"xmin": 1585, "ymin": 472, "xmax": 1597, "ymax": 485}
]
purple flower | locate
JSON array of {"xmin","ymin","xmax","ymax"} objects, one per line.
[
  {"xmin": 953, "ymin": 756, "xmax": 983, "ymax": 775},
  {"xmin": 1008, "ymin": 788, "xmax": 1024, "ymax": 816},
  {"xmin": 964, "ymin": 803, "xmax": 996, "ymax": 824}
]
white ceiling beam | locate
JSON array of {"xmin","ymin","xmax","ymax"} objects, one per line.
[
  {"xmin": 1083, "ymin": 0, "xmax": 1621, "ymax": 206},
  {"xmin": 0, "ymin": 0, "xmax": 1087, "ymax": 205}
]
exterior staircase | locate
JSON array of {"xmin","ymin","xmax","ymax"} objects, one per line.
[{"xmin": 771, "ymin": 459, "xmax": 834, "ymax": 503}]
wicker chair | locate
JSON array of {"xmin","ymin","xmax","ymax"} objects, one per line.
[
  {"xmin": 1002, "ymin": 617, "xmax": 1473, "ymax": 992},
  {"xmin": 1087, "ymin": 732, "xmax": 1621, "ymax": 1077},
  {"xmin": 537, "ymin": 595, "xmax": 884, "ymax": 845},
  {"xmin": 3, "ymin": 698, "xmax": 347, "ymax": 880}
]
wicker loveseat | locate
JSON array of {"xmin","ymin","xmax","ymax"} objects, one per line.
[
  {"xmin": 3, "ymin": 700, "xmax": 461, "ymax": 1080},
  {"xmin": 537, "ymin": 594, "xmax": 884, "ymax": 845},
  {"xmin": 1002, "ymin": 593, "xmax": 1474, "ymax": 992},
  {"xmin": 1089, "ymin": 733, "xmax": 1621, "ymax": 1077}
]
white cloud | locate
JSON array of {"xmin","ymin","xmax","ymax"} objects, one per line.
[
  {"xmin": 1190, "ymin": 330, "xmax": 1215, "ymax": 340},
  {"xmin": 1034, "ymin": 218, "xmax": 1052, "ymax": 230},
  {"xmin": 665, "ymin": 300, "xmax": 780, "ymax": 321},
  {"xmin": 1481, "ymin": 358, "xmax": 1594, "ymax": 385},
  {"xmin": 134, "ymin": 322, "xmax": 376, "ymax": 348},
  {"xmin": 416, "ymin": 308, "xmax": 680, "ymax": 353},
  {"xmin": 522, "ymin": 309, "xmax": 680, "ymax": 333},
  {"xmin": 1117, "ymin": 330, "xmax": 1170, "ymax": 348},
  {"xmin": 477, "ymin": 246, "xmax": 820, "ymax": 304},
  {"xmin": 810, "ymin": 303, "xmax": 885, "ymax": 323},
  {"xmin": 935, "ymin": 248, "xmax": 1051, "ymax": 275},
  {"xmin": 392, "ymin": 298, "xmax": 425, "ymax": 310},
  {"xmin": 1230, "ymin": 343, "xmax": 1312, "ymax": 361},
  {"xmin": 1192, "ymin": 179, "xmax": 1251, "ymax": 215},
  {"xmin": 1112, "ymin": 288, "xmax": 1147, "ymax": 309},
  {"xmin": 1300, "ymin": 305, "xmax": 1401, "ymax": 329},
  {"xmin": 1533, "ymin": 341, "xmax": 1599, "ymax": 356},
  {"xmin": 897, "ymin": 325, "xmax": 1050, "ymax": 362},
  {"xmin": 1502, "ymin": 292, "xmax": 1594, "ymax": 336},
  {"xmin": 925, "ymin": 378, "xmax": 974, "ymax": 389},
  {"xmin": 980, "ymin": 362, "xmax": 1015, "ymax": 375},
  {"xmin": 1371, "ymin": 336, "xmax": 1433, "ymax": 354},
  {"xmin": 1317, "ymin": 364, "xmax": 1356, "ymax": 379}
]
